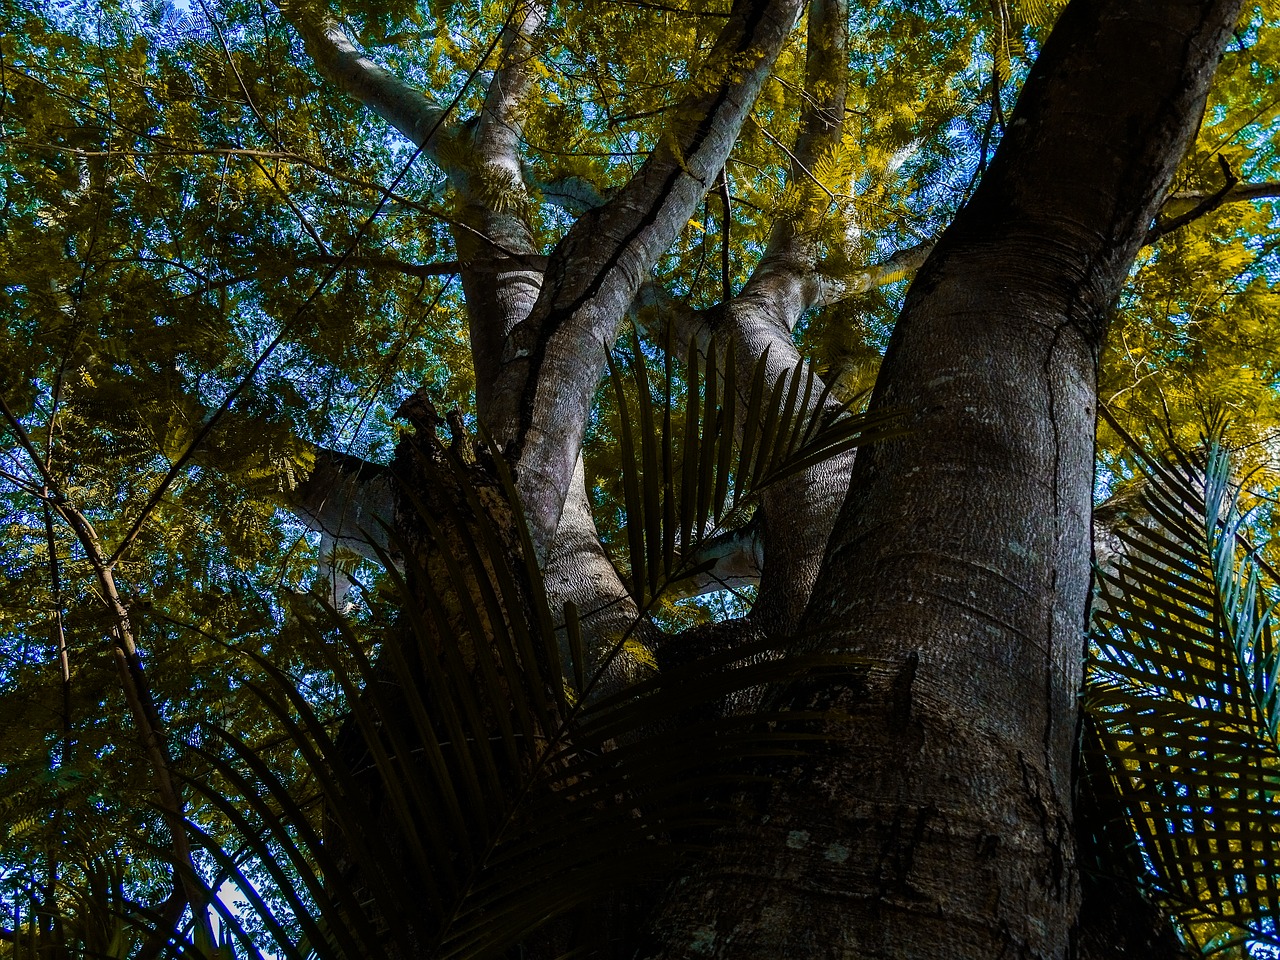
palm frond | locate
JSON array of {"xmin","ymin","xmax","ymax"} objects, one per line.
[
  {"xmin": 1084, "ymin": 414, "xmax": 1280, "ymax": 953},
  {"xmin": 185, "ymin": 435, "xmax": 866, "ymax": 960},
  {"xmin": 605, "ymin": 328, "xmax": 899, "ymax": 610},
  {"xmin": 0, "ymin": 856, "xmax": 141, "ymax": 960}
]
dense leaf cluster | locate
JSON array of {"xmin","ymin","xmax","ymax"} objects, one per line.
[{"xmin": 2, "ymin": 0, "xmax": 1280, "ymax": 955}]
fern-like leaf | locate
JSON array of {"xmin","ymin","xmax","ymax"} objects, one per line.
[
  {"xmin": 1084, "ymin": 413, "xmax": 1280, "ymax": 953},
  {"xmin": 606, "ymin": 328, "xmax": 898, "ymax": 610}
]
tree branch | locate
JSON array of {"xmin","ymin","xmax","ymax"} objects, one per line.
[
  {"xmin": 811, "ymin": 239, "xmax": 936, "ymax": 308},
  {"xmin": 302, "ymin": 253, "xmax": 465, "ymax": 277},
  {"xmin": 522, "ymin": 167, "xmax": 609, "ymax": 212},
  {"xmin": 287, "ymin": 447, "xmax": 398, "ymax": 604},
  {"xmin": 454, "ymin": 0, "xmax": 550, "ymax": 414},
  {"xmin": 692, "ymin": 0, "xmax": 852, "ymax": 633},
  {"xmin": 275, "ymin": 1, "xmax": 454, "ymax": 154},
  {"xmin": 486, "ymin": 0, "xmax": 807, "ymax": 559},
  {"xmin": 1170, "ymin": 179, "xmax": 1280, "ymax": 204},
  {"xmin": 1144, "ymin": 155, "xmax": 1239, "ymax": 245},
  {"xmin": 662, "ymin": 522, "xmax": 764, "ymax": 600},
  {"xmin": 633, "ymin": 240, "xmax": 937, "ymax": 357},
  {"xmin": 0, "ymin": 393, "xmax": 214, "ymax": 947},
  {"xmin": 473, "ymin": 0, "xmax": 546, "ymax": 193}
]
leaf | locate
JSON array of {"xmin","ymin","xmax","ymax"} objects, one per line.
[
  {"xmin": 605, "ymin": 327, "xmax": 900, "ymax": 610},
  {"xmin": 1084, "ymin": 414, "xmax": 1280, "ymax": 951}
]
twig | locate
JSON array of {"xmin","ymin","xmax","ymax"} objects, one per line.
[{"xmin": 718, "ymin": 166, "xmax": 733, "ymax": 303}]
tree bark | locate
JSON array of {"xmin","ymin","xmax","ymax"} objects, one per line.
[
  {"xmin": 485, "ymin": 0, "xmax": 806, "ymax": 559},
  {"xmin": 721, "ymin": 0, "xmax": 853, "ymax": 636},
  {"xmin": 638, "ymin": 1, "xmax": 1243, "ymax": 956}
]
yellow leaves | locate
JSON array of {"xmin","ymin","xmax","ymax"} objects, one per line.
[
  {"xmin": 6, "ymin": 815, "xmax": 39, "ymax": 842},
  {"xmin": 1013, "ymin": 0, "xmax": 1063, "ymax": 28},
  {"xmin": 473, "ymin": 164, "xmax": 532, "ymax": 216},
  {"xmin": 622, "ymin": 637, "xmax": 659, "ymax": 672},
  {"xmin": 811, "ymin": 141, "xmax": 857, "ymax": 201},
  {"xmin": 990, "ymin": 0, "xmax": 1066, "ymax": 76}
]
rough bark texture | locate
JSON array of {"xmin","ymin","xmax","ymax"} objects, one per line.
[
  {"xmin": 543, "ymin": 455, "xmax": 656, "ymax": 695},
  {"xmin": 677, "ymin": 0, "xmax": 853, "ymax": 635},
  {"xmin": 638, "ymin": 1, "xmax": 1244, "ymax": 957},
  {"xmin": 486, "ymin": 0, "xmax": 807, "ymax": 558}
]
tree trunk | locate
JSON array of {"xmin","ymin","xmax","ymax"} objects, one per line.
[{"xmin": 639, "ymin": 1, "xmax": 1243, "ymax": 956}]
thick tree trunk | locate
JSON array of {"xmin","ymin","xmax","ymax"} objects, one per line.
[{"xmin": 639, "ymin": 1, "xmax": 1243, "ymax": 957}]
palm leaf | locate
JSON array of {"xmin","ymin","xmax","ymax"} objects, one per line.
[
  {"xmin": 605, "ymin": 327, "xmax": 899, "ymax": 609},
  {"xmin": 187, "ymin": 438, "xmax": 867, "ymax": 960},
  {"xmin": 1084, "ymin": 414, "xmax": 1280, "ymax": 953}
]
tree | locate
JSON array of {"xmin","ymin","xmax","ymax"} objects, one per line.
[{"xmin": 2, "ymin": 0, "xmax": 1280, "ymax": 956}]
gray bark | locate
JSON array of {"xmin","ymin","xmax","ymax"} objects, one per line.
[
  {"xmin": 646, "ymin": 0, "xmax": 856, "ymax": 635},
  {"xmin": 279, "ymin": 0, "xmax": 649, "ymax": 679},
  {"xmin": 279, "ymin": 3, "xmax": 455, "ymax": 153},
  {"xmin": 722, "ymin": 0, "xmax": 852, "ymax": 635},
  {"xmin": 638, "ymin": 1, "xmax": 1244, "ymax": 957},
  {"xmin": 485, "ymin": 0, "xmax": 807, "ymax": 559},
  {"xmin": 544, "ymin": 456, "xmax": 656, "ymax": 695},
  {"xmin": 290, "ymin": 448, "xmax": 397, "ymax": 606},
  {"xmin": 453, "ymin": 0, "xmax": 548, "ymax": 415}
]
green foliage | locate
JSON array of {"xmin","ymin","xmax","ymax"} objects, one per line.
[
  {"xmin": 1, "ymin": 0, "xmax": 1280, "ymax": 953},
  {"xmin": 603, "ymin": 328, "xmax": 898, "ymax": 610},
  {"xmin": 1085, "ymin": 419, "xmax": 1280, "ymax": 955}
]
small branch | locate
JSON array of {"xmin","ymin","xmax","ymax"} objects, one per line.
[
  {"xmin": 812, "ymin": 239, "xmax": 937, "ymax": 308},
  {"xmin": 747, "ymin": 113, "xmax": 837, "ymax": 203},
  {"xmin": 276, "ymin": 1, "xmax": 453, "ymax": 153},
  {"xmin": 304, "ymin": 254, "xmax": 464, "ymax": 277},
  {"xmin": 59, "ymin": 504, "xmax": 215, "ymax": 944},
  {"xmin": 0, "ymin": 465, "xmax": 43, "ymax": 497},
  {"xmin": 977, "ymin": 63, "xmax": 1004, "ymax": 178},
  {"xmin": 1205, "ymin": 180, "xmax": 1280, "ymax": 202},
  {"xmin": 0, "ymin": 392, "xmax": 213, "ymax": 946},
  {"xmin": 1144, "ymin": 155, "xmax": 1240, "ymax": 245},
  {"xmin": 41, "ymin": 497, "xmax": 71, "ymax": 923},
  {"xmin": 303, "ymin": 252, "xmax": 550, "ymax": 277},
  {"xmin": 719, "ymin": 166, "xmax": 733, "ymax": 303},
  {"xmin": 197, "ymin": 0, "xmax": 331, "ymax": 252},
  {"xmin": 0, "ymin": 393, "xmax": 59, "ymax": 493}
]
